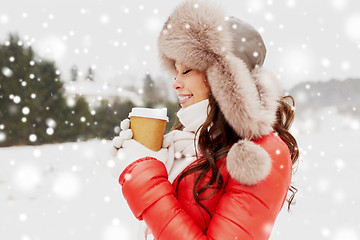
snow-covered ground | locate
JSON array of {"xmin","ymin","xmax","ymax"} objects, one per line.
[{"xmin": 1, "ymin": 115, "xmax": 359, "ymax": 240}]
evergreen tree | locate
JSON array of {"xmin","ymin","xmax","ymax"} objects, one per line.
[
  {"xmin": 85, "ymin": 67, "xmax": 94, "ymax": 81},
  {"xmin": 0, "ymin": 34, "xmax": 67, "ymax": 146},
  {"xmin": 71, "ymin": 65, "xmax": 78, "ymax": 81},
  {"xmin": 0, "ymin": 34, "xmax": 94, "ymax": 147},
  {"xmin": 55, "ymin": 96, "xmax": 94, "ymax": 142},
  {"xmin": 92, "ymin": 99, "xmax": 135, "ymax": 139},
  {"xmin": 142, "ymin": 73, "xmax": 157, "ymax": 107}
]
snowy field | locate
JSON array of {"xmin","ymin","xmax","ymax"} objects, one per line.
[{"xmin": 1, "ymin": 116, "xmax": 360, "ymax": 240}]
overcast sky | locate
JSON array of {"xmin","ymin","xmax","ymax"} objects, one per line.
[{"xmin": 1, "ymin": 0, "xmax": 359, "ymax": 90}]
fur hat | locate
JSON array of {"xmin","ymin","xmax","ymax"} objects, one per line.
[{"xmin": 158, "ymin": 1, "xmax": 283, "ymax": 185}]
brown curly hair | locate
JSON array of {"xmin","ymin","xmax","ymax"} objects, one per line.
[{"xmin": 173, "ymin": 94, "xmax": 299, "ymax": 216}]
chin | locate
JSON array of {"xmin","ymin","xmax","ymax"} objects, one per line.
[{"xmin": 181, "ymin": 102, "xmax": 193, "ymax": 108}]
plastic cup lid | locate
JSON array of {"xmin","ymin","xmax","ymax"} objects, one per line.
[{"xmin": 128, "ymin": 107, "xmax": 169, "ymax": 121}]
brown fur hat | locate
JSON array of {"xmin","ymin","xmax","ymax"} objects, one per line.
[{"xmin": 158, "ymin": 1, "xmax": 283, "ymax": 185}]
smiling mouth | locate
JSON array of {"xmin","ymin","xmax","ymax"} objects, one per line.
[{"xmin": 179, "ymin": 94, "xmax": 193, "ymax": 102}]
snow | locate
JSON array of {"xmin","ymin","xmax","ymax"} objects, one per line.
[
  {"xmin": 1, "ymin": 1, "xmax": 360, "ymax": 238},
  {"xmin": 0, "ymin": 14, "xmax": 9, "ymax": 24},
  {"xmin": 344, "ymin": 14, "xmax": 360, "ymax": 41},
  {"xmin": 0, "ymin": 115, "xmax": 359, "ymax": 240},
  {"xmin": 22, "ymin": 107, "xmax": 30, "ymax": 115},
  {"xmin": 35, "ymin": 35, "xmax": 67, "ymax": 62},
  {"xmin": 0, "ymin": 132, "xmax": 6, "ymax": 142},
  {"xmin": 331, "ymin": 0, "xmax": 348, "ymax": 10},
  {"xmin": 52, "ymin": 172, "xmax": 81, "ymax": 200},
  {"xmin": 29, "ymin": 134, "xmax": 37, "ymax": 142},
  {"xmin": 0, "ymin": 140, "xmax": 140, "ymax": 240},
  {"xmin": 341, "ymin": 61, "xmax": 351, "ymax": 71},
  {"xmin": 13, "ymin": 96, "xmax": 21, "ymax": 104},
  {"xmin": 63, "ymin": 81, "xmax": 143, "ymax": 106},
  {"xmin": 2, "ymin": 0, "xmax": 359, "ymax": 90},
  {"xmin": 280, "ymin": 48, "xmax": 313, "ymax": 79},
  {"xmin": 1, "ymin": 67, "xmax": 13, "ymax": 77}
]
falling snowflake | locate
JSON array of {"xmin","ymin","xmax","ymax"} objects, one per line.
[
  {"xmin": 22, "ymin": 107, "xmax": 30, "ymax": 115},
  {"xmin": 2, "ymin": 67, "xmax": 13, "ymax": 77},
  {"xmin": 334, "ymin": 227, "xmax": 359, "ymax": 240},
  {"xmin": 29, "ymin": 134, "xmax": 37, "ymax": 142},
  {"xmin": 341, "ymin": 61, "xmax": 350, "ymax": 71},
  {"xmin": 344, "ymin": 14, "xmax": 360, "ymax": 41},
  {"xmin": 0, "ymin": 132, "xmax": 6, "ymax": 142},
  {"xmin": 13, "ymin": 96, "xmax": 21, "ymax": 104},
  {"xmin": 19, "ymin": 213, "xmax": 28, "ymax": 222},
  {"xmin": 0, "ymin": 14, "xmax": 9, "ymax": 24},
  {"xmin": 321, "ymin": 58, "xmax": 331, "ymax": 68},
  {"xmin": 46, "ymin": 128, "xmax": 54, "ymax": 135}
]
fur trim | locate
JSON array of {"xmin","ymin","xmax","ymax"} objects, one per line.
[
  {"xmin": 252, "ymin": 67, "xmax": 283, "ymax": 120},
  {"xmin": 158, "ymin": 1, "xmax": 231, "ymax": 75},
  {"xmin": 227, "ymin": 140, "xmax": 272, "ymax": 185},
  {"xmin": 206, "ymin": 55, "xmax": 276, "ymax": 139}
]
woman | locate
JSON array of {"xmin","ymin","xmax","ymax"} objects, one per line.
[{"xmin": 112, "ymin": 1, "xmax": 299, "ymax": 239}]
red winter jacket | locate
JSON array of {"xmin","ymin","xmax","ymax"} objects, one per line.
[{"xmin": 118, "ymin": 132, "xmax": 292, "ymax": 240}]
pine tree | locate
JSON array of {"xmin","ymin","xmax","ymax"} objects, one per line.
[
  {"xmin": 142, "ymin": 73, "xmax": 157, "ymax": 107},
  {"xmin": 71, "ymin": 65, "xmax": 78, "ymax": 81},
  {"xmin": 55, "ymin": 96, "xmax": 94, "ymax": 142},
  {"xmin": 0, "ymin": 34, "xmax": 94, "ymax": 146},
  {"xmin": 0, "ymin": 34, "xmax": 66, "ymax": 146},
  {"xmin": 92, "ymin": 99, "xmax": 135, "ymax": 139},
  {"xmin": 85, "ymin": 67, "xmax": 94, "ymax": 81}
]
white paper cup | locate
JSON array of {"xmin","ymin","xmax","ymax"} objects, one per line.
[{"xmin": 128, "ymin": 108, "xmax": 168, "ymax": 151}]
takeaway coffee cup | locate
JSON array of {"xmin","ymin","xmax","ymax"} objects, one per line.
[{"xmin": 128, "ymin": 107, "xmax": 168, "ymax": 151}]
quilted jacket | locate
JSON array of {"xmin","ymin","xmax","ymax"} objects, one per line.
[{"xmin": 118, "ymin": 132, "xmax": 292, "ymax": 240}]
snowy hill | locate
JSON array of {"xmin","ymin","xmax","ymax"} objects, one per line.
[
  {"xmin": 63, "ymin": 80, "xmax": 143, "ymax": 106},
  {"xmin": 0, "ymin": 140, "xmax": 142, "ymax": 240},
  {"xmin": 289, "ymin": 78, "xmax": 360, "ymax": 117},
  {"xmin": 289, "ymin": 78, "xmax": 360, "ymax": 134},
  {"xmin": 1, "ymin": 117, "xmax": 359, "ymax": 240}
]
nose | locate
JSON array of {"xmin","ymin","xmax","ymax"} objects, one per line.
[{"xmin": 172, "ymin": 75, "xmax": 183, "ymax": 90}]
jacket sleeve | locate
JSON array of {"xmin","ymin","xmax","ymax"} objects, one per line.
[{"xmin": 119, "ymin": 150, "xmax": 291, "ymax": 240}]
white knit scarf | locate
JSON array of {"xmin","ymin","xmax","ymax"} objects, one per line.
[{"xmin": 167, "ymin": 99, "xmax": 209, "ymax": 183}]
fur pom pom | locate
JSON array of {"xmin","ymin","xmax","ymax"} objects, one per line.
[{"xmin": 226, "ymin": 140, "xmax": 271, "ymax": 185}]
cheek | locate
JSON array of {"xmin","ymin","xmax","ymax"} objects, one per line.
[
  {"xmin": 196, "ymin": 81, "xmax": 210, "ymax": 99},
  {"xmin": 200, "ymin": 76, "xmax": 211, "ymax": 95}
]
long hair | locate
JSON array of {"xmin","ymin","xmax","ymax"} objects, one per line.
[{"xmin": 173, "ymin": 94, "xmax": 299, "ymax": 216}]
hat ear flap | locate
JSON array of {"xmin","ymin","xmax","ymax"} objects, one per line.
[
  {"xmin": 206, "ymin": 55, "xmax": 273, "ymax": 139},
  {"xmin": 226, "ymin": 139, "xmax": 272, "ymax": 185},
  {"xmin": 251, "ymin": 67, "xmax": 283, "ymax": 119}
]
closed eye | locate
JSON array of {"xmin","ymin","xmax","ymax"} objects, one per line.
[{"xmin": 183, "ymin": 69, "xmax": 192, "ymax": 74}]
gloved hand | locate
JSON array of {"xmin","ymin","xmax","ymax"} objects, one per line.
[
  {"xmin": 111, "ymin": 139, "xmax": 169, "ymax": 179},
  {"xmin": 113, "ymin": 119, "xmax": 132, "ymax": 146},
  {"xmin": 109, "ymin": 118, "xmax": 132, "ymax": 157}
]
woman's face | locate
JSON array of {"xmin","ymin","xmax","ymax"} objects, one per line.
[{"xmin": 173, "ymin": 62, "xmax": 210, "ymax": 108}]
